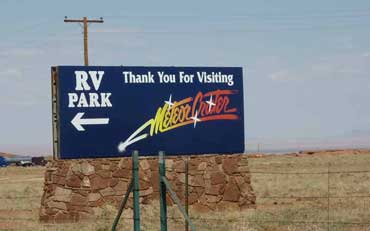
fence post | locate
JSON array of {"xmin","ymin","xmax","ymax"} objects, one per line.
[
  {"xmin": 185, "ymin": 157, "xmax": 189, "ymax": 231},
  {"xmin": 161, "ymin": 177, "xmax": 197, "ymax": 231},
  {"xmin": 133, "ymin": 150, "xmax": 140, "ymax": 231},
  {"xmin": 159, "ymin": 151, "xmax": 168, "ymax": 231},
  {"xmin": 111, "ymin": 178, "xmax": 133, "ymax": 231}
]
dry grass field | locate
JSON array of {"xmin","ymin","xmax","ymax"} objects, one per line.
[{"xmin": 1, "ymin": 149, "xmax": 370, "ymax": 231}]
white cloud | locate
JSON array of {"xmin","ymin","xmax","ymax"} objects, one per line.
[
  {"xmin": 269, "ymin": 70, "xmax": 299, "ymax": 81},
  {"xmin": 0, "ymin": 68, "xmax": 23, "ymax": 79},
  {"xmin": 0, "ymin": 48, "xmax": 44, "ymax": 57},
  {"xmin": 338, "ymin": 36, "xmax": 354, "ymax": 50},
  {"xmin": 0, "ymin": 67, "xmax": 46, "ymax": 106},
  {"xmin": 269, "ymin": 53, "xmax": 370, "ymax": 81}
]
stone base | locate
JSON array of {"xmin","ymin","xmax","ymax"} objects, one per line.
[{"xmin": 39, "ymin": 154, "xmax": 256, "ymax": 222}]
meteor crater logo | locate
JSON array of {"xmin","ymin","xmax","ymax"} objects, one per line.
[{"xmin": 118, "ymin": 89, "xmax": 240, "ymax": 152}]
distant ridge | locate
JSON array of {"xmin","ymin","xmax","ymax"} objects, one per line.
[
  {"xmin": 248, "ymin": 149, "xmax": 370, "ymax": 158},
  {"xmin": 0, "ymin": 152, "xmax": 17, "ymax": 158}
]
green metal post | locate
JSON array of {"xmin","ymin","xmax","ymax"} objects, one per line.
[
  {"xmin": 162, "ymin": 177, "xmax": 196, "ymax": 231},
  {"xmin": 185, "ymin": 158, "xmax": 189, "ymax": 231},
  {"xmin": 132, "ymin": 150, "xmax": 140, "ymax": 231},
  {"xmin": 111, "ymin": 179, "xmax": 134, "ymax": 231},
  {"xmin": 159, "ymin": 151, "xmax": 167, "ymax": 231}
]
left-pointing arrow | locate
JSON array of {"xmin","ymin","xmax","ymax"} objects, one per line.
[{"xmin": 71, "ymin": 112, "xmax": 109, "ymax": 131}]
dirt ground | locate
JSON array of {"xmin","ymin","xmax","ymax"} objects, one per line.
[{"xmin": 1, "ymin": 149, "xmax": 370, "ymax": 231}]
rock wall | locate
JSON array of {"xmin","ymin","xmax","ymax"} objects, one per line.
[{"xmin": 39, "ymin": 154, "xmax": 256, "ymax": 222}]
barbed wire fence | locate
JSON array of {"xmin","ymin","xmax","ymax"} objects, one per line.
[{"xmin": 0, "ymin": 163, "xmax": 370, "ymax": 230}]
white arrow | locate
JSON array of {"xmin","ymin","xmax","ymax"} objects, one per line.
[{"xmin": 71, "ymin": 112, "xmax": 109, "ymax": 131}]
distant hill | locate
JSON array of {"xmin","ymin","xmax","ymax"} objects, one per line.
[{"xmin": 0, "ymin": 152, "xmax": 17, "ymax": 158}]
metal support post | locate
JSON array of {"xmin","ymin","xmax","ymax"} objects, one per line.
[
  {"xmin": 133, "ymin": 150, "xmax": 140, "ymax": 231},
  {"xmin": 162, "ymin": 177, "xmax": 196, "ymax": 231},
  {"xmin": 159, "ymin": 151, "xmax": 168, "ymax": 231},
  {"xmin": 111, "ymin": 179, "xmax": 134, "ymax": 231},
  {"xmin": 185, "ymin": 158, "xmax": 189, "ymax": 231}
]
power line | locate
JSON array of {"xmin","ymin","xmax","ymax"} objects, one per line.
[
  {"xmin": 88, "ymin": 23, "xmax": 370, "ymax": 35},
  {"xmin": 97, "ymin": 10, "xmax": 370, "ymax": 21}
]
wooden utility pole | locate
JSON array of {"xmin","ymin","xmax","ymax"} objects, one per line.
[{"xmin": 64, "ymin": 16, "xmax": 104, "ymax": 66}]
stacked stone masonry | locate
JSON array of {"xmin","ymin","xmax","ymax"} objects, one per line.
[{"xmin": 39, "ymin": 154, "xmax": 256, "ymax": 222}]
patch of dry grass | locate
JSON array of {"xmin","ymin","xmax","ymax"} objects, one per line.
[
  {"xmin": 247, "ymin": 150, "xmax": 370, "ymax": 231},
  {"xmin": 1, "ymin": 151, "xmax": 370, "ymax": 230}
]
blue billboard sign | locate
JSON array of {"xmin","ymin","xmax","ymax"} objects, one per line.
[{"xmin": 53, "ymin": 66, "xmax": 244, "ymax": 159}]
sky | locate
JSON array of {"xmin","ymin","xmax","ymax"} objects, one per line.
[{"xmin": 1, "ymin": 0, "xmax": 370, "ymax": 155}]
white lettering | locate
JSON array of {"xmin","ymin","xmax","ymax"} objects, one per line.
[
  {"xmin": 123, "ymin": 71, "xmax": 155, "ymax": 83},
  {"xmin": 101, "ymin": 93, "xmax": 112, "ymax": 107},
  {"xmin": 75, "ymin": 71, "xmax": 91, "ymax": 91},
  {"xmin": 196, "ymin": 72, "xmax": 234, "ymax": 86},
  {"xmin": 70, "ymin": 70, "xmax": 112, "ymax": 108},
  {"xmin": 89, "ymin": 93, "xmax": 100, "ymax": 107},
  {"xmin": 158, "ymin": 72, "xmax": 176, "ymax": 83},
  {"xmin": 89, "ymin": 71, "xmax": 104, "ymax": 91},
  {"xmin": 179, "ymin": 72, "xmax": 194, "ymax": 83},
  {"xmin": 68, "ymin": 93, "xmax": 78, "ymax": 107},
  {"xmin": 77, "ymin": 93, "xmax": 89, "ymax": 107}
]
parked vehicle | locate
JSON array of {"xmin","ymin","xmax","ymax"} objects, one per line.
[
  {"xmin": 4, "ymin": 156, "xmax": 33, "ymax": 167},
  {"xmin": 17, "ymin": 160, "xmax": 33, "ymax": 167},
  {"xmin": 31, "ymin": 157, "xmax": 47, "ymax": 166},
  {"xmin": 0, "ymin": 155, "xmax": 47, "ymax": 167},
  {"xmin": 0, "ymin": 156, "xmax": 8, "ymax": 167}
]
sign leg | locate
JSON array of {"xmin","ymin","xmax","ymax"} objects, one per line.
[
  {"xmin": 185, "ymin": 157, "xmax": 189, "ymax": 231},
  {"xmin": 132, "ymin": 150, "xmax": 140, "ymax": 231},
  {"xmin": 159, "ymin": 151, "xmax": 168, "ymax": 231}
]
